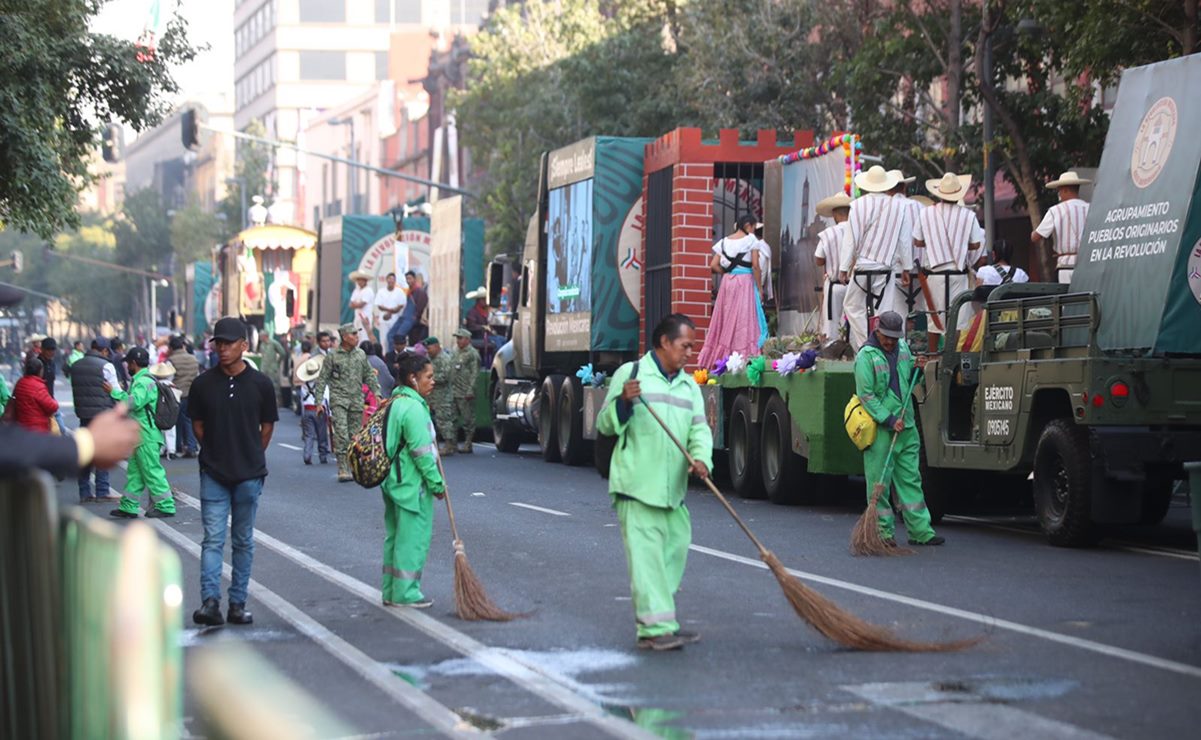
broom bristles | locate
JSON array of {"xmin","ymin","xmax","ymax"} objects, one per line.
[
  {"xmin": 761, "ymin": 551, "xmax": 978, "ymax": 652},
  {"xmin": 451, "ymin": 542, "xmax": 522, "ymax": 622},
  {"xmin": 851, "ymin": 483, "xmax": 913, "ymax": 557}
]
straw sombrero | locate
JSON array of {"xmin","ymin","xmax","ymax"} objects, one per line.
[
  {"xmin": 925, "ymin": 173, "xmax": 973, "ymax": 202},
  {"xmin": 465, "ymin": 286, "xmax": 487, "ymax": 300},
  {"xmin": 854, "ymin": 165, "xmax": 901, "ymax": 193},
  {"xmin": 887, "ymin": 169, "xmax": 916, "ymax": 184},
  {"xmin": 816, "ymin": 193, "xmax": 852, "ymax": 217},
  {"xmin": 149, "ymin": 362, "xmax": 176, "ymax": 379},
  {"xmin": 1045, "ymin": 171, "xmax": 1091, "ymax": 189},
  {"xmin": 348, "ymin": 270, "xmax": 371, "ymax": 282},
  {"xmin": 297, "ymin": 355, "xmax": 324, "ymax": 383}
]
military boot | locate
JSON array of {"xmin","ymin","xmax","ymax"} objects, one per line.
[
  {"xmin": 458, "ymin": 441, "xmax": 473, "ymax": 454},
  {"xmin": 336, "ymin": 455, "xmax": 353, "ymax": 482},
  {"xmin": 438, "ymin": 441, "xmax": 456, "ymax": 457}
]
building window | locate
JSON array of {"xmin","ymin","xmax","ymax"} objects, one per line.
[
  {"xmin": 375, "ymin": 0, "xmax": 421, "ymax": 24},
  {"xmin": 299, "ymin": 51, "xmax": 346, "ymax": 81},
  {"xmin": 299, "ymin": 0, "xmax": 344, "ymax": 23},
  {"xmin": 375, "ymin": 51, "xmax": 389, "ymax": 80}
]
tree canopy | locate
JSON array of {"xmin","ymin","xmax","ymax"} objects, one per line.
[{"xmin": 0, "ymin": 0, "xmax": 197, "ymax": 239}]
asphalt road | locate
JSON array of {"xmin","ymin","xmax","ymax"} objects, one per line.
[{"xmin": 55, "ymin": 393, "xmax": 1201, "ymax": 739}]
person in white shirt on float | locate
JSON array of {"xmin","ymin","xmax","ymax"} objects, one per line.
[
  {"xmin": 348, "ymin": 271, "xmax": 376, "ymax": 344},
  {"xmin": 813, "ymin": 192, "xmax": 852, "ymax": 345},
  {"xmin": 838, "ymin": 166, "xmax": 915, "ymax": 351},
  {"xmin": 1031, "ymin": 171, "xmax": 1091, "ymax": 284},
  {"xmin": 373, "ymin": 272, "xmax": 407, "ymax": 345},
  {"xmin": 888, "ymin": 170, "xmax": 926, "ymax": 316},
  {"xmin": 912, "ymin": 172, "xmax": 985, "ymax": 352}
]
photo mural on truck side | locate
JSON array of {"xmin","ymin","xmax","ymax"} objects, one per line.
[{"xmin": 591, "ymin": 137, "xmax": 649, "ymax": 351}]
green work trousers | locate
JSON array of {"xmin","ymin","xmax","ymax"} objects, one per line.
[
  {"xmin": 863, "ymin": 425, "xmax": 936, "ymax": 542},
  {"xmin": 330, "ymin": 403, "xmax": 360, "ymax": 469},
  {"xmin": 381, "ymin": 490, "xmax": 434, "ymax": 604},
  {"xmin": 453, "ymin": 397, "xmax": 474, "ymax": 442},
  {"xmin": 119, "ymin": 442, "xmax": 174, "ymax": 514},
  {"xmin": 616, "ymin": 497, "xmax": 690, "ymax": 638}
]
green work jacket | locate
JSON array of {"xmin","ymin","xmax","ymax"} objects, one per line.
[
  {"xmin": 853, "ymin": 340, "xmax": 920, "ymax": 430},
  {"xmin": 111, "ymin": 368, "xmax": 163, "ymax": 445},
  {"xmin": 382, "ymin": 385, "xmax": 446, "ymax": 512},
  {"xmin": 597, "ymin": 352, "xmax": 714, "ymax": 509}
]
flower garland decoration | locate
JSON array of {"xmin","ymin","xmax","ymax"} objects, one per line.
[
  {"xmin": 779, "ymin": 133, "xmax": 862, "ymax": 197},
  {"xmin": 711, "ymin": 357, "xmax": 728, "ymax": 376},
  {"xmin": 797, "ymin": 348, "xmax": 819, "ymax": 371},
  {"xmin": 575, "ymin": 363, "xmax": 595, "ymax": 386},
  {"xmin": 592, "ymin": 371, "xmax": 607, "ymax": 388},
  {"xmin": 773, "ymin": 352, "xmax": 801, "ymax": 375},
  {"xmin": 692, "ymin": 368, "xmax": 709, "ymax": 385},
  {"xmin": 746, "ymin": 356, "xmax": 767, "ymax": 386},
  {"xmin": 724, "ymin": 352, "xmax": 747, "ymax": 375}
]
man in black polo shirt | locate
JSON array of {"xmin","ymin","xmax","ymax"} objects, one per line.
[{"xmin": 188, "ymin": 317, "xmax": 279, "ymax": 626}]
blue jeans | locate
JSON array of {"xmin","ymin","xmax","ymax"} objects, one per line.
[
  {"xmin": 199, "ymin": 473, "xmax": 263, "ymax": 605},
  {"xmin": 76, "ymin": 417, "xmax": 110, "ymax": 500},
  {"xmin": 176, "ymin": 396, "xmax": 198, "ymax": 454}
]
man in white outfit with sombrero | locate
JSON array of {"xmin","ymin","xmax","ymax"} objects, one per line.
[
  {"xmin": 838, "ymin": 166, "xmax": 915, "ymax": 351},
  {"xmin": 1031, "ymin": 171, "xmax": 1091, "ymax": 284},
  {"xmin": 913, "ymin": 172, "xmax": 985, "ymax": 352},
  {"xmin": 888, "ymin": 169, "xmax": 926, "ymax": 316},
  {"xmin": 349, "ymin": 271, "xmax": 376, "ymax": 344},
  {"xmin": 814, "ymin": 192, "xmax": 852, "ymax": 345}
]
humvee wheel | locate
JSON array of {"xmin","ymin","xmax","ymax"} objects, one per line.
[
  {"xmin": 729, "ymin": 393, "xmax": 764, "ymax": 499},
  {"xmin": 1033, "ymin": 419, "xmax": 1096, "ymax": 547},
  {"xmin": 760, "ymin": 394, "xmax": 813, "ymax": 504},
  {"xmin": 918, "ymin": 443, "xmax": 949, "ymax": 525},
  {"xmin": 538, "ymin": 375, "xmax": 565, "ymax": 462}
]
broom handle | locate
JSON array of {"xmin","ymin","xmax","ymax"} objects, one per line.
[
  {"xmin": 636, "ymin": 396, "xmax": 772, "ymax": 557},
  {"xmin": 434, "ymin": 456, "xmax": 463, "ymax": 544}
]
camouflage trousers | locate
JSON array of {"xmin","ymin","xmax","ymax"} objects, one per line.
[
  {"xmin": 431, "ymin": 393, "xmax": 455, "ymax": 442},
  {"xmin": 454, "ymin": 397, "xmax": 475, "ymax": 442},
  {"xmin": 329, "ymin": 403, "xmax": 362, "ymax": 467}
]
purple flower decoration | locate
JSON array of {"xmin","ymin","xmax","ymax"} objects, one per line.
[
  {"xmin": 775, "ymin": 352, "xmax": 801, "ymax": 375},
  {"xmin": 712, "ymin": 357, "xmax": 729, "ymax": 376},
  {"xmin": 797, "ymin": 348, "xmax": 819, "ymax": 371}
]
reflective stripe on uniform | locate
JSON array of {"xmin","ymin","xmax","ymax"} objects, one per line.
[
  {"xmin": 636, "ymin": 610, "xmax": 676, "ymax": 626},
  {"xmin": 641, "ymin": 393, "xmax": 693, "ymax": 412},
  {"xmin": 383, "ymin": 564, "xmax": 422, "ymax": 581},
  {"xmin": 899, "ymin": 500, "xmax": 928, "ymax": 513},
  {"xmin": 691, "ymin": 414, "xmax": 706, "ymax": 426},
  {"xmin": 409, "ymin": 443, "xmax": 436, "ymax": 459}
]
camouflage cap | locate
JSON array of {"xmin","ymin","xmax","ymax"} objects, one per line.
[
  {"xmin": 338, "ymin": 323, "xmax": 357, "ymax": 335},
  {"xmin": 422, "ymin": 336, "xmax": 440, "ymax": 346},
  {"xmin": 452, "ymin": 328, "xmax": 471, "ymax": 339}
]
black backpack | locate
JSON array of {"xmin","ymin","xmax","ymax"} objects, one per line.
[
  {"xmin": 594, "ymin": 361, "xmax": 639, "ymax": 479},
  {"xmin": 150, "ymin": 380, "xmax": 181, "ymax": 430}
]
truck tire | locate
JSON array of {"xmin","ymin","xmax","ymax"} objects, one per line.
[
  {"xmin": 491, "ymin": 374, "xmax": 522, "ymax": 454},
  {"xmin": 760, "ymin": 394, "xmax": 814, "ymax": 505},
  {"xmin": 1033, "ymin": 419, "xmax": 1096, "ymax": 547},
  {"xmin": 728, "ymin": 393, "xmax": 764, "ymax": 499},
  {"xmin": 556, "ymin": 375, "xmax": 589, "ymax": 466},
  {"xmin": 538, "ymin": 375, "xmax": 564, "ymax": 463}
]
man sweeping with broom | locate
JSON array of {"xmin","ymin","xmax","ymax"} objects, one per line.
[
  {"xmin": 853, "ymin": 310, "xmax": 943, "ymax": 547},
  {"xmin": 598, "ymin": 314, "xmax": 713, "ymax": 651}
]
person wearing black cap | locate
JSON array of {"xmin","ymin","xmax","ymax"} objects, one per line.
[
  {"xmin": 852, "ymin": 310, "xmax": 943, "ymax": 546},
  {"xmin": 71, "ymin": 337, "xmax": 121, "ymax": 503},
  {"xmin": 105, "ymin": 346, "xmax": 175, "ymax": 519},
  {"xmin": 186, "ymin": 317, "xmax": 279, "ymax": 626}
]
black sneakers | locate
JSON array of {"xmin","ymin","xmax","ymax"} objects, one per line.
[
  {"xmin": 637, "ymin": 634, "xmax": 685, "ymax": 651},
  {"xmin": 144, "ymin": 509, "xmax": 175, "ymax": 519},
  {"xmin": 193, "ymin": 598, "xmax": 224, "ymax": 626},
  {"xmin": 909, "ymin": 535, "xmax": 946, "ymax": 546},
  {"xmin": 109, "ymin": 509, "xmax": 137, "ymax": 519},
  {"xmin": 227, "ymin": 603, "xmax": 253, "ymax": 624},
  {"xmin": 674, "ymin": 630, "xmax": 701, "ymax": 645}
]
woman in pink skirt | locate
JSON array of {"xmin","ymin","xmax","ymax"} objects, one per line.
[{"xmin": 697, "ymin": 215, "xmax": 769, "ymax": 370}]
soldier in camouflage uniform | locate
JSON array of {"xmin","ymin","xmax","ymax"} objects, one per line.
[
  {"xmin": 450, "ymin": 328, "xmax": 481, "ymax": 454},
  {"xmin": 313, "ymin": 323, "xmax": 382, "ymax": 481},
  {"xmin": 423, "ymin": 337, "xmax": 456, "ymax": 456}
]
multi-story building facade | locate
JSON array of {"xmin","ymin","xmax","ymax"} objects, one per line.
[
  {"xmin": 123, "ymin": 102, "xmax": 237, "ymax": 213},
  {"xmin": 234, "ymin": 0, "xmax": 488, "ymax": 226}
]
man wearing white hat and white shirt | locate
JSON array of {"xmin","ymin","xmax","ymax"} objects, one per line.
[
  {"xmin": 1031, "ymin": 171, "xmax": 1091, "ymax": 284},
  {"xmin": 813, "ymin": 192, "xmax": 852, "ymax": 344},
  {"xmin": 913, "ymin": 172, "xmax": 985, "ymax": 352},
  {"xmin": 348, "ymin": 271, "xmax": 376, "ymax": 344},
  {"xmin": 374, "ymin": 272, "xmax": 407, "ymax": 345},
  {"xmin": 838, "ymin": 165, "xmax": 915, "ymax": 351},
  {"xmin": 888, "ymin": 169, "xmax": 926, "ymax": 315}
]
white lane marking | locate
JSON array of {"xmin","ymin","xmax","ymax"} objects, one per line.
[
  {"xmin": 944, "ymin": 515, "xmax": 1199, "ymax": 561},
  {"xmin": 844, "ymin": 682, "xmax": 1113, "ymax": 740},
  {"xmin": 278, "ymin": 443, "xmax": 304, "ymax": 451},
  {"xmin": 471, "ymin": 492, "xmax": 486, "ymax": 497},
  {"xmin": 147, "ymin": 520, "xmax": 477, "ymax": 738},
  {"xmin": 509, "ymin": 502, "xmax": 571, "ymax": 517},
  {"xmin": 688, "ymin": 544, "xmax": 1201, "ymax": 680},
  {"xmin": 169, "ymin": 491, "xmax": 656, "ymax": 740}
]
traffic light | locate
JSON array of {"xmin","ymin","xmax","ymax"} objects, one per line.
[
  {"xmin": 11, "ymin": 250, "xmax": 22, "ymax": 274},
  {"xmin": 181, "ymin": 108, "xmax": 200, "ymax": 150},
  {"xmin": 101, "ymin": 123, "xmax": 123, "ymax": 163}
]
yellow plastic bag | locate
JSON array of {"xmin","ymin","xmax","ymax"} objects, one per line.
[{"xmin": 844, "ymin": 395, "xmax": 876, "ymax": 451}]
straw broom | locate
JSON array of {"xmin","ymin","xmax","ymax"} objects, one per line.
[
  {"xmin": 435, "ymin": 458, "xmax": 521, "ymax": 622},
  {"xmin": 850, "ymin": 366, "xmax": 920, "ymax": 557},
  {"xmin": 638, "ymin": 396, "xmax": 974, "ymax": 652}
]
